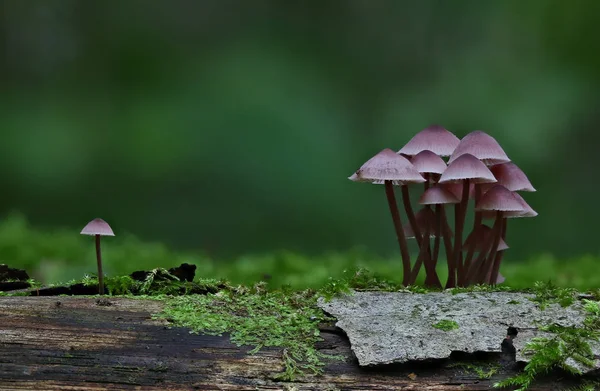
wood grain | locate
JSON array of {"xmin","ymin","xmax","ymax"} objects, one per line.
[{"xmin": 0, "ymin": 297, "xmax": 590, "ymax": 390}]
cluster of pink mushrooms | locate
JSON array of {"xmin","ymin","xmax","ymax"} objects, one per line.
[{"xmin": 349, "ymin": 125, "xmax": 537, "ymax": 288}]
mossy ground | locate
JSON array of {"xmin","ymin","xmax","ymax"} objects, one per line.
[{"xmin": 1, "ymin": 267, "xmax": 599, "ymax": 387}]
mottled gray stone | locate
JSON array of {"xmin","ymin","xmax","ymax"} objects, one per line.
[{"xmin": 318, "ymin": 291, "xmax": 600, "ymax": 374}]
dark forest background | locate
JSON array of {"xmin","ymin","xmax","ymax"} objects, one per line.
[{"xmin": 1, "ymin": 1, "xmax": 599, "ymax": 279}]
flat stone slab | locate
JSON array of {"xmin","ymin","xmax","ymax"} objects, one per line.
[{"xmin": 318, "ymin": 291, "xmax": 600, "ymax": 374}]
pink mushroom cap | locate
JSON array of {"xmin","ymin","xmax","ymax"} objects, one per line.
[
  {"xmin": 81, "ymin": 218, "xmax": 115, "ymax": 236},
  {"xmin": 398, "ymin": 125, "xmax": 460, "ymax": 157},
  {"xmin": 448, "ymin": 130, "xmax": 510, "ymax": 166},
  {"xmin": 480, "ymin": 190, "xmax": 537, "ymax": 219},
  {"xmin": 475, "ymin": 185, "xmax": 525, "ymax": 213},
  {"xmin": 409, "ymin": 150, "xmax": 447, "ymax": 175},
  {"xmin": 419, "ymin": 185, "xmax": 460, "ymax": 205},
  {"xmin": 349, "ymin": 148, "xmax": 425, "ymax": 184},
  {"xmin": 438, "ymin": 153, "xmax": 497, "ymax": 184},
  {"xmin": 489, "ymin": 162, "xmax": 536, "ymax": 192}
]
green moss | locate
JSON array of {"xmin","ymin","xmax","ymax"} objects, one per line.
[
  {"xmin": 449, "ymin": 362, "xmax": 499, "ymax": 379},
  {"xmin": 432, "ymin": 319, "xmax": 459, "ymax": 331},
  {"xmin": 507, "ymin": 300, "xmax": 521, "ymax": 305},
  {"xmin": 528, "ymin": 281, "xmax": 576, "ymax": 310},
  {"xmin": 494, "ymin": 299, "xmax": 600, "ymax": 391},
  {"xmin": 449, "ymin": 284, "xmax": 515, "ymax": 295},
  {"xmin": 154, "ymin": 283, "xmax": 343, "ymax": 380},
  {"xmin": 562, "ymin": 381, "xmax": 600, "ymax": 391}
]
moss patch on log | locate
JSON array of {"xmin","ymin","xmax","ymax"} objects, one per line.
[{"xmin": 154, "ymin": 283, "xmax": 342, "ymax": 380}]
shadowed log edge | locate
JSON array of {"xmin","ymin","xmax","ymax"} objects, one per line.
[{"xmin": 0, "ymin": 297, "xmax": 593, "ymax": 390}]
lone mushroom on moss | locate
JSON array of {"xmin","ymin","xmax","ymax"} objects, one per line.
[{"xmin": 81, "ymin": 218, "xmax": 115, "ymax": 295}]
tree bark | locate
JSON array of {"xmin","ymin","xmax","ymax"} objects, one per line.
[{"xmin": 0, "ymin": 297, "xmax": 588, "ymax": 390}]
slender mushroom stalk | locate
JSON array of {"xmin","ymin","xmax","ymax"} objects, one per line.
[
  {"xmin": 466, "ymin": 217, "xmax": 502, "ymax": 284},
  {"xmin": 431, "ymin": 204, "xmax": 442, "ymax": 272},
  {"xmin": 453, "ymin": 179, "xmax": 470, "ymax": 282},
  {"xmin": 385, "ymin": 181, "xmax": 413, "ymax": 286},
  {"xmin": 440, "ymin": 207, "xmax": 455, "ymax": 287},
  {"xmin": 409, "ymin": 209, "xmax": 433, "ymax": 286},
  {"xmin": 406, "ymin": 208, "xmax": 440, "ymax": 287},
  {"xmin": 438, "ymin": 154, "xmax": 496, "ymax": 287},
  {"xmin": 349, "ymin": 148, "xmax": 425, "ymax": 286},
  {"xmin": 471, "ymin": 185, "xmax": 525, "ymax": 284},
  {"xmin": 461, "ymin": 184, "xmax": 483, "ymax": 286},
  {"xmin": 461, "ymin": 224, "xmax": 509, "ymax": 284},
  {"xmin": 399, "ymin": 128, "xmax": 460, "ymax": 285},
  {"xmin": 95, "ymin": 235, "xmax": 103, "ymax": 293},
  {"xmin": 488, "ymin": 218, "xmax": 507, "ymax": 284},
  {"xmin": 417, "ymin": 185, "xmax": 458, "ymax": 288},
  {"xmin": 482, "ymin": 162, "xmax": 536, "ymax": 284},
  {"xmin": 401, "ymin": 185, "xmax": 422, "ymax": 248},
  {"xmin": 487, "ymin": 192, "xmax": 538, "ymax": 284},
  {"xmin": 482, "ymin": 210, "xmax": 505, "ymax": 284},
  {"xmin": 446, "ymin": 131, "xmax": 511, "ymax": 284},
  {"xmin": 407, "ymin": 150, "xmax": 448, "ymax": 286},
  {"xmin": 401, "ymin": 184, "xmax": 439, "ymax": 285},
  {"xmin": 81, "ymin": 218, "xmax": 115, "ymax": 295}
]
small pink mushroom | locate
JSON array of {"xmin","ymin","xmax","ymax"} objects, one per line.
[{"xmin": 81, "ymin": 218, "xmax": 115, "ymax": 295}]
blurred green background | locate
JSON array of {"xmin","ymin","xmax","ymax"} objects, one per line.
[{"xmin": 1, "ymin": 0, "xmax": 599, "ymax": 286}]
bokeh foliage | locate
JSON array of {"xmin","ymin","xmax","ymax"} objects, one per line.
[
  {"xmin": 1, "ymin": 0, "xmax": 599, "ymax": 271},
  {"xmin": 1, "ymin": 214, "xmax": 598, "ymax": 290}
]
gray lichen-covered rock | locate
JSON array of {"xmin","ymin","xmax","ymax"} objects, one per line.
[{"xmin": 318, "ymin": 291, "xmax": 600, "ymax": 374}]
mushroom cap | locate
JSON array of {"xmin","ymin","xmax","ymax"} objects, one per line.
[
  {"xmin": 410, "ymin": 150, "xmax": 447, "ymax": 175},
  {"xmin": 489, "ymin": 162, "xmax": 536, "ymax": 192},
  {"xmin": 475, "ymin": 185, "xmax": 525, "ymax": 213},
  {"xmin": 398, "ymin": 125, "xmax": 460, "ymax": 157},
  {"xmin": 438, "ymin": 153, "xmax": 497, "ymax": 184},
  {"xmin": 463, "ymin": 224, "xmax": 509, "ymax": 252},
  {"xmin": 510, "ymin": 192, "xmax": 538, "ymax": 218},
  {"xmin": 349, "ymin": 148, "xmax": 425, "ymax": 184},
  {"xmin": 81, "ymin": 218, "xmax": 115, "ymax": 236},
  {"xmin": 448, "ymin": 130, "xmax": 510, "ymax": 166},
  {"xmin": 496, "ymin": 273, "xmax": 506, "ymax": 284},
  {"xmin": 419, "ymin": 185, "xmax": 460, "ymax": 205},
  {"xmin": 480, "ymin": 191, "xmax": 537, "ymax": 219},
  {"xmin": 403, "ymin": 207, "xmax": 436, "ymax": 239},
  {"xmin": 443, "ymin": 182, "xmax": 476, "ymax": 200}
]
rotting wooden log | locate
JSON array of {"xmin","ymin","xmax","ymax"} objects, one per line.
[{"xmin": 0, "ymin": 297, "xmax": 590, "ymax": 390}]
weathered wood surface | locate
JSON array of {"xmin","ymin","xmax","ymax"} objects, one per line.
[{"xmin": 0, "ymin": 297, "xmax": 587, "ymax": 390}]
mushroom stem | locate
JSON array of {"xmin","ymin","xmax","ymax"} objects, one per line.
[
  {"xmin": 441, "ymin": 207, "xmax": 456, "ymax": 288},
  {"xmin": 423, "ymin": 206, "xmax": 442, "ymax": 288},
  {"xmin": 472, "ymin": 211, "xmax": 504, "ymax": 284},
  {"xmin": 409, "ymin": 218, "xmax": 430, "ymax": 285},
  {"xmin": 409, "ymin": 209, "xmax": 441, "ymax": 287},
  {"xmin": 452, "ymin": 179, "xmax": 470, "ymax": 283},
  {"xmin": 460, "ymin": 184, "xmax": 483, "ymax": 286},
  {"xmin": 95, "ymin": 234, "xmax": 104, "ymax": 295},
  {"xmin": 401, "ymin": 185, "xmax": 423, "ymax": 248},
  {"xmin": 421, "ymin": 175, "xmax": 439, "ymax": 286},
  {"xmin": 465, "ymin": 214, "xmax": 502, "ymax": 285},
  {"xmin": 432, "ymin": 204, "xmax": 442, "ymax": 271},
  {"xmin": 385, "ymin": 180, "xmax": 412, "ymax": 286},
  {"xmin": 488, "ymin": 218, "xmax": 508, "ymax": 285}
]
